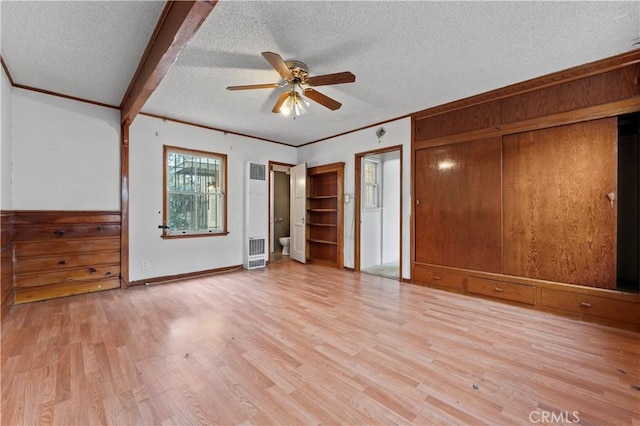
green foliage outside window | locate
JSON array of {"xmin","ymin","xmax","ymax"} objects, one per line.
[{"xmin": 165, "ymin": 148, "xmax": 225, "ymax": 236}]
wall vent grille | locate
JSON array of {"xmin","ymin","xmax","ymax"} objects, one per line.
[
  {"xmin": 249, "ymin": 163, "xmax": 266, "ymax": 181},
  {"xmin": 248, "ymin": 237, "xmax": 266, "ymax": 257},
  {"xmin": 248, "ymin": 258, "xmax": 266, "ymax": 269}
]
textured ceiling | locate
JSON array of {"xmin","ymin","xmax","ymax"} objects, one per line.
[
  {"xmin": 1, "ymin": 1, "xmax": 165, "ymax": 106},
  {"xmin": 2, "ymin": 1, "xmax": 639, "ymax": 146}
]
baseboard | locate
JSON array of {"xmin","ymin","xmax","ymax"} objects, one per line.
[
  {"xmin": 129, "ymin": 264, "xmax": 243, "ymax": 286},
  {"xmin": 343, "ymin": 267, "xmax": 355, "ymax": 272}
]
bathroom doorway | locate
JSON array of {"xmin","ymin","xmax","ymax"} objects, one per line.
[
  {"xmin": 355, "ymin": 146, "xmax": 402, "ymax": 279},
  {"xmin": 269, "ymin": 162, "xmax": 293, "ymax": 264}
]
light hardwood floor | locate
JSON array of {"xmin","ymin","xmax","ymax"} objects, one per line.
[{"xmin": 1, "ymin": 261, "xmax": 639, "ymax": 425}]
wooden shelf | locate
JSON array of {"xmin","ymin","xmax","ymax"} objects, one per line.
[
  {"xmin": 306, "ymin": 257, "xmax": 338, "ymax": 267},
  {"xmin": 309, "ymin": 195, "xmax": 338, "ymax": 199},
  {"xmin": 308, "ymin": 238, "xmax": 338, "ymax": 245},
  {"xmin": 306, "ymin": 162, "xmax": 344, "ymax": 269}
]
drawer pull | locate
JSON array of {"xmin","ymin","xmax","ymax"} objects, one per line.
[
  {"xmin": 88, "ymin": 267, "xmax": 97, "ymax": 273},
  {"xmin": 433, "ymin": 275, "xmax": 441, "ymax": 280},
  {"xmin": 580, "ymin": 302, "xmax": 592, "ymax": 308},
  {"xmin": 54, "ymin": 230, "xmax": 65, "ymax": 237},
  {"xmin": 494, "ymin": 287, "xmax": 503, "ymax": 292},
  {"xmin": 58, "ymin": 260, "xmax": 67, "ymax": 265},
  {"xmin": 96, "ymin": 226, "xmax": 103, "ymax": 232}
]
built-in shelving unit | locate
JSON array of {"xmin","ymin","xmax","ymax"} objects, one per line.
[{"xmin": 306, "ymin": 163, "xmax": 344, "ymax": 268}]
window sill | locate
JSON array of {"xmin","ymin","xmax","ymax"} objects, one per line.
[{"xmin": 162, "ymin": 231, "xmax": 229, "ymax": 240}]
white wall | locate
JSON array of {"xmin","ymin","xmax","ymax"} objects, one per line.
[
  {"xmin": 6, "ymin": 87, "xmax": 408, "ymax": 280},
  {"xmin": 0, "ymin": 64, "xmax": 12, "ymax": 210},
  {"xmin": 382, "ymin": 157, "xmax": 400, "ymax": 264},
  {"xmin": 361, "ymin": 208, "xmax": 381, "ymax": 269},
  {"xmin": 11, "ymin": 89, "xmax": 120, "ymax": 210},
  {"xmin": 129, "ymin": 115, "xmax": 297, "ymax": 281},
  {"xmin": 297, "ymin": 117, "xmax": 412, "ymax": 279}
]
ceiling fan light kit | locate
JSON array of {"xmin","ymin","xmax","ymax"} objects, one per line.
[
  {"xmin": 226, "ymin": 51, "xmax": 356, "ymax": 118},
  {"xmin": 281, "ymin": 90, "xmax": 310, "ymax": 117}
]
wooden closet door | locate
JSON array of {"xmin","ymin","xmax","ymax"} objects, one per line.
[
  {"xmin": 414, "ymin": 137, "xmax": 502, "ymax": 272},
  {"xmin": 503, "ymin": 118, "xmax": 617, "ymax": 288}
]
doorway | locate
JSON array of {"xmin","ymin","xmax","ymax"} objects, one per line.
[
  {"xmin": 269, "ymin": 162, "xmax": 293, "ymax": 264},
  {"xmin": 355, "ymin": 146, "xmax": 402, "ymax": 279}
]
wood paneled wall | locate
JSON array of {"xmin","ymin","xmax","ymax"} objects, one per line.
[
  {"xmin": 411, "ymin": 50, "xmax": 640, "ymax": 326},
  {"xmin": 501, "ymin": 65, "xmax": 640, "ymax": 124},
  {"xmin": 11, "ymin": 211, "xmax": 121, "ymax": 304},
  {"xmin": 502, "ymin": 118, "xmax": 618, "ymax": 288},
  {"xmin": 414, "ymin": 137, "xmax": 502, "ymax": 272},
  {"xmin": 1, "ymin": 211, "xmax": 15, "ymax": 321},
  {"xmin": 414, "ymin": 55, "xmax": 640, "ymax": 151}
]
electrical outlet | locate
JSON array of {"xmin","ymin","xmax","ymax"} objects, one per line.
[{"xmin": 142, "ymin": 260, "xmax": 150, "ymax": 269}]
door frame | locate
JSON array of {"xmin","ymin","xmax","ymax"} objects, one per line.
[
  {"xmin": 268, "ymin": 161, "xmax": 294, "ymax": 261},
  {"xmin": 354, "ymin": 145, "xmax": 403, "ymax": 279},
  {"xmin": 290, "ymin": 162, "xmax": 308, "ymax": 263}
]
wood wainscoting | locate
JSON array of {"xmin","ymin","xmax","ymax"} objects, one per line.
[
  {"xmin": 11, "ymin": 211, "xmax": 121, "ymax": 304},
  {"xmin": 1, "ymin": 211, "xmax": 15, "ymax": 321},
  {"xmin": 412, "ymin": 51, "xmax": 640, "ymax": 328}
]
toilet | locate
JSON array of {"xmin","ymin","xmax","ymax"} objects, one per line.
[{"xmin": 279, "ymin": 237, "xmax": 290, "ymax": 256}]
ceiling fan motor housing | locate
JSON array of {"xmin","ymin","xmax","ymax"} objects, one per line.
[{"xmin": 285, "ymin": 60, "xmax": 309, "ymax": 83}]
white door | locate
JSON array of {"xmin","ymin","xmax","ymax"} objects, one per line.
[{"xmin": 290, "ymin": 162, "xmax": 307, "ymax": 263}]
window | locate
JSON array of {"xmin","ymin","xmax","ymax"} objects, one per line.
[
  {"xmin": 363, "ymin": 159, "xmax": 380, "ymax": 208},
  {"xmin": 163, "ymin": 146, "xmax": 227, "ymax": 238}
]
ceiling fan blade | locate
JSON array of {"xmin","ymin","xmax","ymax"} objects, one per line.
[
  {"xmin": 272, "ymin": 92, "xmax": 290, "ymax": 113},
  {"xmin": 226, "ymin": 83, "xmax": 281, "ymax": 91},
  {"xmin": 262, "ymin": 52, "xmax": 293, "ymax": 80},
  {"xmin": 303, "ymin": 88, "xmax": 342, "ymax": 111},
  {"xmin": 306, "ymin": 72, "xmax": 356, "ymax": 87}
]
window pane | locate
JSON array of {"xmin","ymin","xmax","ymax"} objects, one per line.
[
  {"xmin": 165, "ymin": 147, "xmax": 226, "ymax": 236},
  {"xmin": 364, "ymin": 162, "xmax": 375, "ymax": 184},
  {"xmin": 168, "ymin": 192, "xmax": 223, "ymax": 232},
  {"xmin": 365, "ymin": 185, "xmax": 376, "ymax": 207},
  {"xmin": 168, "ymin": 192, "xmax": 196, "ymax": 231}
]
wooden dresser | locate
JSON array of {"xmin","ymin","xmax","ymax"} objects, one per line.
[{"xmin": 12, "ymin": 211, "xmax": 121, "ymax": 303}]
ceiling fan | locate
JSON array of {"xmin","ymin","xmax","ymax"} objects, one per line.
[{"xmin": 226, "ymin": 52, "xmax": 356, "ymax": 117}]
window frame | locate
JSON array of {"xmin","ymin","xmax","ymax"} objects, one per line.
[
  {"xmin": 363, "ymin": 158, "xmax": 381, "ymax": 209},
  {"xmin": 162, "ymin": 145, "xmax": 228, "ymax": 239}
]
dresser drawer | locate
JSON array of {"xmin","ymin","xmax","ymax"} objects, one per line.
[
  {"xmin": 14, "ymin": 278, "xmax": 121, "ymax": 304},
  {"xmin": 467, "ymin": 277, "xmax": 536, "ymax": 305},
  {"xmin": 14, "ymin": 251, "xmax": 120, "ymax": 274},
  {"xmin": 14, "ymin": 265, "xmax": 120, "ymax": 288},
  {"xmin": 413, "ymin": 267, "xmax": 465, "ymax": 290},
  {"xmin": 14, "ymin": 224, "xmax": 121, "ymax": 241},
  {"xmin": 14, "ymin": 237, "xmax": 120, "ymax": 258},
  {"xmin": 541, "ymin": 288, "xmax": 640, "ymax": 324}
]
